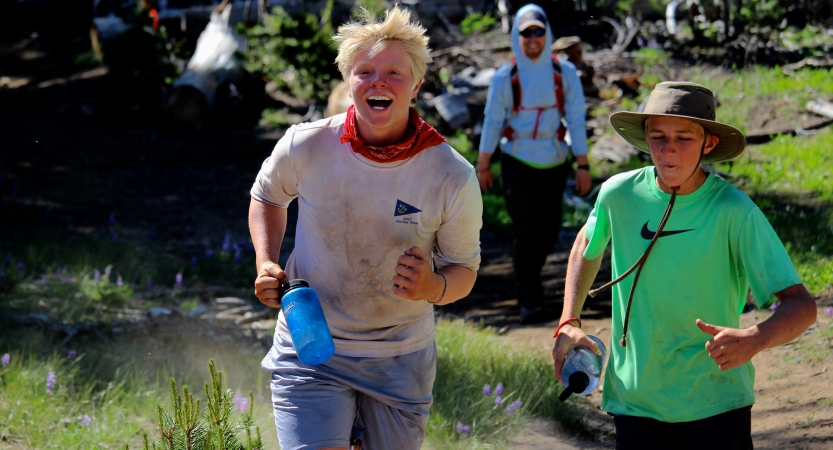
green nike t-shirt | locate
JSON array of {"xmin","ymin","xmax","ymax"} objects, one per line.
[{"xmin": 583, "ymin": 167, "xmax": 801, "ymax": 423}]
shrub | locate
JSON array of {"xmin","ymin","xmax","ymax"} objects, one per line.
[
  {"xmin": 242, "ymin": 0, "xmax": 341, "ymax": 103},
  {"xmin": 138, "ymin": 359, "xmax": 263, "ymax": 450},
  {"xmin": 461, "ymin": 13, "xmax": 496, "ymax": 35}
]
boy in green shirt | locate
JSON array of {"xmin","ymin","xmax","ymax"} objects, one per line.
[{"xmin": 552, "ymin": 82, "xmax": 817, "ymax": 449}]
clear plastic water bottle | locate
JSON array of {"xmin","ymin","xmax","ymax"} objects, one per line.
[
  {"xmin": 280, "ymin": 279, "xmax": 335, "ymax": 366},
  {"xmin": 559, "ymin": 335, "xmax": 607, "ymax": 402}
]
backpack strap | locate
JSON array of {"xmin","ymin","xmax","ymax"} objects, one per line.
[{"xmin": 504, "ymin": 56, "xmax": 567, "ymax": 142}]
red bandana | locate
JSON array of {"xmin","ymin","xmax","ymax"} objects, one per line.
[{"xmin": 340, "ymin": 105, "xmax": 445, "ymax": 163}]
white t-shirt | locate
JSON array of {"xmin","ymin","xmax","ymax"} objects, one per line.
[{"xmin": 251, "ymin": 114, "xmax": 482, "ymax": 357}]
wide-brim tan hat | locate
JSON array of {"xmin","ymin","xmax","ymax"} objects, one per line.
[{"xmin": 609, "ymin": 81, "xmax": 745, "ymax": 163}]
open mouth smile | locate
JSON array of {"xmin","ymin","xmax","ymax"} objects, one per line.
[{"xmin": 367, "ymin": 95, "xmax": 393, "ymax": 110}]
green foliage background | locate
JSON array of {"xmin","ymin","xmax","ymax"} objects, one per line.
[{"xmin": 242, "ymin": 0, "xmax": 341, "ymax": 103}]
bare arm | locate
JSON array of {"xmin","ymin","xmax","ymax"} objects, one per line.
[
  {"xmin": 552, "ymin": 224, "xmax": 604, "ymax": 380},
  {"xmin": 697, "ymin": 284, "xmax": 817, "ymax": 371},
  {"xmin": 392, "ymin": 246, "xmax": 477, "ymax": 306},
  {"xmin": 476, "ymin": 152, "xmax": 493, "ymax": 193},
  {"xmin": 248, "ymin": 197, "xmax": 289, "ymax": 308}
]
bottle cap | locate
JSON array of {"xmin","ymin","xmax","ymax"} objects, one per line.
[
  {"xmin": 558, "ymin": 371, "xmax": 590, "ymax": 402},
  {"xmin": 279, "ymin": 279, "xmax": 309, "ymax": 299}
]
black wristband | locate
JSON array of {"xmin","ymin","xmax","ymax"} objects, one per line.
[{"xmin": 577, "ymin": 164, "xmax": 590, "ymax": 171}]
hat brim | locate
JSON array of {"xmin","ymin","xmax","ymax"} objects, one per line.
[
  {"xmin": 609, "ymin": 111, "xmax": 746, "ymax": 163},
  {"xmin": 519, "ymin": 19, "xmax": 546, "ymax": 31}
]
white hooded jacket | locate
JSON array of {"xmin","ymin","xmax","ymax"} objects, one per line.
[{"xmin": 479, "ymin": 4, "xmax": 588, "ymax": 168}]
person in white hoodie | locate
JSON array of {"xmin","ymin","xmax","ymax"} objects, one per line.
[{"xmin": 477, "ymin": 4, "xmax": 590, "ymax": 324}]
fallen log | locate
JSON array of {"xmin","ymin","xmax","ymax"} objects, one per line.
[
  {"xmin": 807, "ymin": 99, "xmax": 833, "ymax": 119},
  {"xmin": 782, "ymin": 57, "xmax": 833, "ymax": 74},
  {"xmin": 161, "ymin": 2, "xmax": 247, "ymax": 132}
]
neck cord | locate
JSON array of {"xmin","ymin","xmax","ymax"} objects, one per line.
[{"xmin": 588, "ymin": 138, "xmax": 707, "ymax": 347}]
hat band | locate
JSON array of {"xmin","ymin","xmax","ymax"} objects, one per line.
[{"xmin": 643, "ymin": 91, "xmax": 716, "ymax": 121}]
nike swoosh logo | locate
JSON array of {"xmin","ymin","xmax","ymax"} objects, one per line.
[{"xmin": 641, "ymin": 221, "xmax": 695, "ymax": 240}]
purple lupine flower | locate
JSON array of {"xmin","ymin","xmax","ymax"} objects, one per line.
[
  {"xmin": 495, "ymin": 383, "xmax": 504, "ymax": 396},
  {"xmin": 147, "ymin": 278, "xmax": 153, "ymax": 290},
  {"xmin": 494, "ymin": 395, "xmax": 503, "ymax": 406},
  {"xmin": 233, "ymin": 393, "xmax": 249, "ymax": 412},
  {"xmin": 109, "ymin": 213, "xmax": 116, "ymax": 224},
  {"xmin": 16, "ymin": 261, "xmax": 23, "ymax": 271},
  {"xmin": 3, "ymin": 254, "xmax": 10, "ymax": 268},
  {"xmin": 637, "ymin": 37, "xmax": 645, "ymax": 47},
  {"xmin": 1, "ymin": 353, "xmax": 9, "ymax": 367},
  {"xmin": 110, "ymin": 229, "xmax": 119, "ymax": 243},
  {"xmin": 104, "ymin": 265, "xmax": 112, "ymax": 277},
  {"xmin": 1, "ymin": 270, "xmax": 6, "ymax": 278},
  {"xmin": 796, "ymin": 355, "xmax": 802, "ymax": 364},
  {"xmin": 93, "ymin": 269, "xmax": 101, "ymax": 282},
  {"xmin": 81, "ymin": 415, "xmax": 91, "ymax": 426},
  {"xmin": 191, "ymin": 256, "xmax": 198, "ymax": 267},
  {"xmin": 46, "ymin": 371, "xmax": 56, "ymax": 394},
  {"xmin": 234, "ymin": 244, "xmax": 242, "ymax": 263},
  {"xmin": 116, "ymin": 276, "xmax": 124, "ymax": 287},
  {"xmin": 175, "ymin": 272, "xmax": 183, "ymax": 289},
  {"xmin": 456, "ymin": 422, "xmax": 471, "ymax": 436},
  {"xmin": 647, "ymin": 39, "xmax": 659, "ymax": 48},
  {"xmin": 505, "ymin": 399, "xmax": 523, "ymax": 414},
  {"xmin": 826, "ymin": 307, "xmax": 833, "ymax": 317},
  {"xmin": 68, "ymin": 350, "xmax": 77, "ymax": 359},
  {"xmin": 222, "ymin": 232, "xmax": 232, "ymax": 252},
  {"xmin": 205, "ymin": 249, "xmax": 214, "ymax": 259},
  {"xmin": 482, "ymin": 384, "xmax": 491, "ymax": 396}
]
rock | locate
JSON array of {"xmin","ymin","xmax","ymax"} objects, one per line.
[{"xmin": 148, "ymin": 307, "xmax": 172, "ymax": 318}]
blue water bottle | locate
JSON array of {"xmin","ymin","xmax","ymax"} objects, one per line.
[
  {"xmin": 279, "ymin": 279, "xmax": 335, "ymax": 365},
  {"xmin": 559, "ymin": 335, "xmax": 607, "ymax": 401}
]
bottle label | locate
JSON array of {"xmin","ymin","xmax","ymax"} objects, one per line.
[{"xmin": 284, "ymin": 301, "xmax": 296, "ymax": 315}]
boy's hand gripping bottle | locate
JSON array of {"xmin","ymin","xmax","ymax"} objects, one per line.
[
  {"xmin": 559, "ymin": 335, "xmax": 606, "ymax": 401},
  {"xmin": 279, "ymin": 279, "xmax": 335, "ymax": 365}
]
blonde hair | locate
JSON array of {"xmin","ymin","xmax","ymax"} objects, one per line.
[{"xmin": 332, "ymin": 6, "xmax": 431, "ymax": 87}]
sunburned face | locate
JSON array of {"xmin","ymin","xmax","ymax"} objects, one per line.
[
  {"xmin": 646, "ymin": 116, "xmax": 719, "ymax": 194},
  {"xmin": 348, "ymin": 41, "xmax": 422, "ymax": 146}
]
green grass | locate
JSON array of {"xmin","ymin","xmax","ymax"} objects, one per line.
[
  {"xmin": 0, "ymin": 350, "xmax": 156, "ymax": 449},
  {"xmin": 712, "ymin": 128, "xmax": 833, "ymax": 294},
  {"xmin": 428, "ymin": 319, "xmax": 591, "ymax": 448},
  {"xmin": 691, "ymin": 66, "xmax": 833, "ymax": 135},
  {"xmin": 1, "ymin": 308, "xmax": 597, "ymax": 448},
  {"xmin": 0, "ymin": 325, "xmax": 278, "ymax": 449}
]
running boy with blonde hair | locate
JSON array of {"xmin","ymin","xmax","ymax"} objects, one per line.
[
  {"xmin": 250, "ymin": 5, "xmax": 481, "ymax": 450},
  {"xmin": 552, "ymin": 82, "xmax": 816, "ymax": 449}
]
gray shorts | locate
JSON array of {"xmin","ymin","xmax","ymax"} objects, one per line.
[{"xmin": 263, "ymin": 332, "xmax": 436, "ymax": 450}]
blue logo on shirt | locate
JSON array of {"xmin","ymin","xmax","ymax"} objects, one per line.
[{"xmin": 394, "ymin": 200, "xmax": 422, "ymax": 217}]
